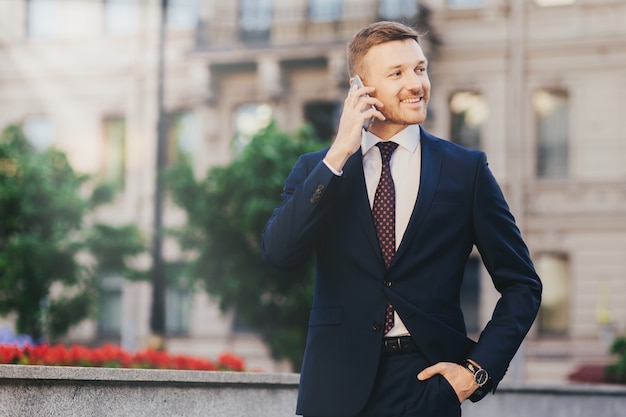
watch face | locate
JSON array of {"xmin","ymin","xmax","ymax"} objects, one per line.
[{"xmin": 475, "ymin": 369, "xmax": 489, "ymax": 387}]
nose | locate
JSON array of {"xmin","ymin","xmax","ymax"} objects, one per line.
[{"xmin": 406, "ymin": 72, "xmax": 424, "ymax": 92}]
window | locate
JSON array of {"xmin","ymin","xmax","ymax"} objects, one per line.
[
  {"xmin": 165, "ymin": 286, "xmax": 192, "ymax": 335},
  {"xmin": 98, "ymin": 276, "xmax": 123, "ymax": 337},
  {"xmin": 27, "ymin": 0, "xmax": 55, "ymax": 39},
  {"xmin": 167, "ymin": 0, "xmax": 200, "ymax": 30},
  {"xmin": 166, "ymin": 110, "xmax": 199, "ymax": 165},
  {"xmin": 460, "ymin": 257, "xmax": 481, "ymax": 333},
  {"xmin": 534, "ymin": 89, "xmax": 569, "ymax": 178},
  {"xmin": 104, "ymin": 0, "xmax": 138, "ymax": 36},
  {"xmin": 448, "ymin": 0, "xmax": 485, "ymax": 8},
  {"xmin": 164, "ymin": 263, "xmax": 192, "ymax": 335},
  {"xmin": 536, "ymin": 253, "xmax": 569, "ymax": 335},
  {"xmin": 102, "ymin": 117, "xmax": 126, "ymax": 189},
  {"xmin": 232, "ymin": 103, "xmax": 273, "ymax": 153},
  {"xmin": 304, "ymin": 100, "xmax": 341, "ymax": 142},
  {"xmin": 22, "ymin": 115, "xmax": 54, "ymax": 151},
  {"xmin": 309, "ymin": 0, "xmax": 342, "ymax": 22},
  {"xmin": 240, "ymin": 0, "xmax": 272, "ymax": 43},
  {"xmin": 379, "ymin": 0, "xmax": 419, "ymax": 21},
  {"xmin": 449, "ymin": 91, "xmax": 488, "ymax": 150}
]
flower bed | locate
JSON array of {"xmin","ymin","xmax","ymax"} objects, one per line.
[{"xmin": 0, "ymin": 343, "xmax": 246, "ymax": 372}]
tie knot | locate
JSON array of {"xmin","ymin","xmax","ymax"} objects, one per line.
[{"xmin": 376, "ymin": 141, "xmax": 398, "ymax": 164}]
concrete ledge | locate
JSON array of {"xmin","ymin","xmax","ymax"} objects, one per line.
[
  {"xmin": 2, "ymin": 364, "xmax": 626, "ymax": 417},
  {"xmin": 0, "ymin": 364, "xmax": 299, "ymax": 417},
  {"xmin": 0, "ymin": 363, "xmax": 300, "ymax": 385},
  {"xmin": 462, "ymin": 383, "xmax": 626, "ymax": 417}
]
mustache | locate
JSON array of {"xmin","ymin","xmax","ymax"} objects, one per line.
[{"xmin": 399, "ymin": 89, "xmax": 425, "ymax": 99}]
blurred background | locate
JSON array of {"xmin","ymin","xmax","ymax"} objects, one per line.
[{"xmin": 0, "ymin": 0, "xmax": 625, "ymax": 383}]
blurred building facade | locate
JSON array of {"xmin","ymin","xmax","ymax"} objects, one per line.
[{"xmin": 1, "ymin": 0, "xmax": 626, "ymax": 382}]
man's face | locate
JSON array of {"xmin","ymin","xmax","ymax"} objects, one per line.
[{"xmin": 360, "ymin": 39, "xmax": 430, "ymax": 137}]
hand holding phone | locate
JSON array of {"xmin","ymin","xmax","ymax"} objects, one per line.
[{"xmin": 351, "ymin": 75, "xmax": 376, "ymax": 131}]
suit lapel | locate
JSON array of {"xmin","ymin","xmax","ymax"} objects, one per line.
[
  {"xmin": 342, "ymin": 151, "xmax": 384, "ymax": 263},
  {"xmin": 342, "ymin": 129, "xmax": 445, "ymax": 268},
  {"xmin": 391, "ymin": 129, "xmax": 443, "ymax": 266}
]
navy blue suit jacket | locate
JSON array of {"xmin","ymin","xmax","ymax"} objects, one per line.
[{"xmin": 261, "ymin": 128, "xmax": 542, "ymax": 417}]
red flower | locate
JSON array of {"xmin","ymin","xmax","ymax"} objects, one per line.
[
  {"xmin": 0, "ymin": 345, "xmax": 21, "ymax": 364},
  {"xmin": 0, "ymin": 342, "xmax": 246, "ymax": 372},
  {"xmin": 218, "ymin": 352, "xmax": 246, "ymax": 371},
  {"xmin": 67, "ymin": 344, "xmax": 93, "ymax": 366}
]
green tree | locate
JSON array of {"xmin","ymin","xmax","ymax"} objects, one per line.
[
  {"xmin": 606, "ymin": 336, "xmax": 626, "ymax": 383},
  {"xmin": 0, "ymin": 125, "xmax": 145, "ymax": 341},
  {"xmin": 167, "ymin": 122, "xmax": 325, "ymax": 369}
]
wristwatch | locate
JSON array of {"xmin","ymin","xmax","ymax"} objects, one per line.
[{"xmin": 461, "ymin": 360, "xmax": 490, "ymax": 387}]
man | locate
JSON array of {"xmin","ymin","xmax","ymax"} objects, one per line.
[{"xmin": 261, "ymin": 21, "xmax": 542, "ymax": 417}]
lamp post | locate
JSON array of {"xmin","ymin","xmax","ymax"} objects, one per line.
[{"xmin": 149, "ymin": 0, "xmax": 168, "ymax": 350}]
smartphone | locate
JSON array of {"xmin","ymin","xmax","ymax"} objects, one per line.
[{"xmin": 352, "ymin": 75, "xmax": 375, "ymax": 131}]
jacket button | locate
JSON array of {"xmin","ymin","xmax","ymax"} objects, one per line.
[
  {"xmin": 383, "ymin": 280, "xmax": 392, "ymax": 287},
  {"xmin": 372, "ymin": 322, "xmax": 382, "ymax": 332},
  {"xmin": 309, "ymin": 185, "xmax": 325, "ymax": 204}
]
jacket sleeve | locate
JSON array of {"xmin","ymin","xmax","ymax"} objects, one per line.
[
  {"xmin": 468, "ymin": 153, "xmax": 542, "ymax": 394},
  {"xmin": 260, "ymin": 152, "xmax": 342, "ymax": 270}
]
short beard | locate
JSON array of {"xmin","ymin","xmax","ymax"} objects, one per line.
[{"xmin": 379, "ymin": 107, "xmax": 424, "ymax": 126}]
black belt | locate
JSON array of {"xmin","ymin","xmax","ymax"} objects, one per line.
[{"xmin": 382, "ymin": 336, "xmax": 419, "ymax": 356}]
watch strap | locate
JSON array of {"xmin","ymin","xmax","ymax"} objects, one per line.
[{"xmin": 461, "ymin": 360, "xmax": 490, "ymax": 387}]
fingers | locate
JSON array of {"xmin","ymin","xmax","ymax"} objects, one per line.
[
  {"xmin": 326, "ymin": 82, "xmax": 386, "ymax": 168},
  {"xmin": 416, "ymin": 362, "xmax": 448, "ymax": 380},
  {"xmin": 417, "ymin": 362, "xmax": 478, "ymax": 403},
  {"xmin": 349, "ymin": 84, "xmax": 384, "ymax": 110},
  {"xmin": 337, "ymin": 84, "xmax": 381, "ymax": 137}
]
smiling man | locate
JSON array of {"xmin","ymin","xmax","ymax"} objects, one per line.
[{"xmin": 261, "ymin": 21, "xmax": 542, "ymax": 417}]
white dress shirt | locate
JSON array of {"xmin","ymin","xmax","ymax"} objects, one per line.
[{"xmin": 362, "ymin": 124, "xmax": 421, "ymax": 337}]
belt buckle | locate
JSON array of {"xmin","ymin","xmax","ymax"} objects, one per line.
[
  {"xmin": 383, "ymin": 337, "xmax": 408, "ymax": 354},
  {"xmin": 390, "ymin": 337, "xmax": 400, "ymax": 352},
  {"xmin": 395, "ymin": 337, "xmax": 402, "ymax": 351}
]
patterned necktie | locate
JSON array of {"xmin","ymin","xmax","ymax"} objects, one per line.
[{"xmin": 372, "ymin": 141, "xmax": 398, "ymax": 334}]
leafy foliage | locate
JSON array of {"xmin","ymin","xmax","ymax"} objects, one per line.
[
  {"xmin": 606, "ymin": 336, "xmax": 626, "ymax": 383},
  {"xmin": 84, "ymin": 224, "xmax": 145, "ymax": 275},
  {"xmin": 167, "ymin": 122, "xmax": 325, "ymax": 369},
  {"xmin": 0, "ymin": 125, "xmax": 146, "ymax": 341}
]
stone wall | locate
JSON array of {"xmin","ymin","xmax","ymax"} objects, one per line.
[
  {"xmin": 1, "ymin": 365, "xmax": 626, "ymax": 417},
  {"xmin": 0, "ymin": 365, "xmax": 299, "ymax": 417},
  {"xmin": 463, "ymin": 384, "xmax": 626, "ymax": 417}
]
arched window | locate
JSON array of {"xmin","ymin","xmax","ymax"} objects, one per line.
[
  {"xmin": 534, "ymin": 89, "xmax": 569, "ymax": 178},
  {"xmin": 536, "ymin": 253, "xmax": 570, "ymax": 335},
  {"xmin": 449, "ymin": 91, "xmax": 488, "ymax": 150},
  {"xmin": 232, "ymin": 103, "xmax": 273, "ymax": 153},
  {"xmin": 22, "ymin": 115, "xmax": 54, "ymax": 151},
  {"xmin": 167, "ymin": 109, "xmax": 199, "ymax": 165}
]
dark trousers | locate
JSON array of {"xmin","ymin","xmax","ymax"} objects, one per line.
[{"xmin": 306, "ymin": 351, "xmax": 462, "ymax": 417}]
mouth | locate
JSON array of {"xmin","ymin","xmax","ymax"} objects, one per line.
[{"xmin": 400, "ymin": 97, "xmax": 423, "ymax": 104}]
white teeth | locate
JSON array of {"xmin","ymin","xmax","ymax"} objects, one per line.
[{"xmin": 401, "ymin": 98, "xmax": 421, "ymax": 103}]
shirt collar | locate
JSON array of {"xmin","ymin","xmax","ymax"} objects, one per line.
[{"xmin": 361, "ymin": 124, "xmax": 421, "ymax": 156}]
